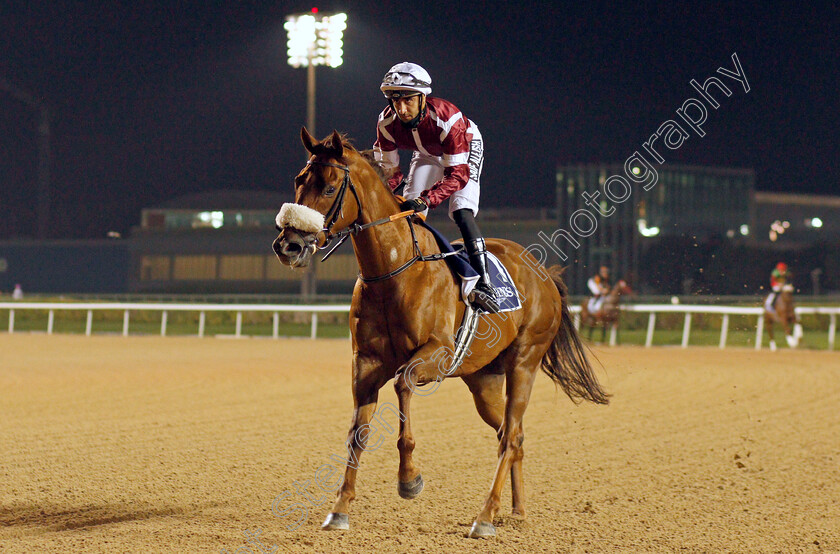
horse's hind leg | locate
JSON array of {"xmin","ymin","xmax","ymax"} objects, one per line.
[
  {"xmin": 469, "ymin": 345, "xmax": 541, "ymax": 538},
  {"xmin": 462, "ymin": 368, "xmax": 527, "ymax": 517}
]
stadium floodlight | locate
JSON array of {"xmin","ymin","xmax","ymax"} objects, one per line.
[
  {"xmin": 284, "ymin": 9, "xmax": 347, "ymax": 298},
  {"xmin": 285, "ymin": 11, "xmax": 347, "ymax": 69}
]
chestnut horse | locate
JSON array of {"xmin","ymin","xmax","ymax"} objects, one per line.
[
  {"xmin": 579, "ymin": 280, "xmax": 632, "ymax": 343},
  {"xmin": 764, "ymin": 284, "xmax": 802, "ymax": 350},
  {"xmin": 273, "ymin": 129, "xmax": 608, "ymax": 538}
]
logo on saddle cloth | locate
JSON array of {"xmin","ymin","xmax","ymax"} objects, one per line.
[{"xmin": 485, "ymin": 254, "xmax": 523, "ymax": 313}]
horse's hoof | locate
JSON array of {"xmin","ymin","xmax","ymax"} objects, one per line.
[
  {"xmin": 769, "ymin": 340, "xmax": 777, "ymax": 352},
  {"xmin": 468, "ymin": 520, "xmax": 496, "ymax": 538},
  {"xmin": 321, "ymin": 512, "xmax": 349, "ymax": 530},
  {"xmin": 785, "ymin": 335, "xmax": 797, "ymax": 348},
  {"xmin": 398, "ymin": 474, "xmax": 424, "ymax": 499}
]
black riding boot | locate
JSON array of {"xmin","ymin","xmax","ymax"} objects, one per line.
[
  {"xmin": 453, "ymin": 209, "xmax": 500, "ymax": 314},
  {"xmin": 465, "ymin": 238, "xmax": 500, "ymax": 314}
]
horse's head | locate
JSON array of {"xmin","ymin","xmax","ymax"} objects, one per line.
[
  {"xmin": 273, "ymin": 128, "xmax": 363, "ymax": 268},
  {"xmin": 780, "ymin": 283, "xmax": 796, "ymax": 303},
  {"xmin": 608, "ymin": 279, "xmax": 632, "ymax": 298}
]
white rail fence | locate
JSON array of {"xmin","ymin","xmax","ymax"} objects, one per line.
[
  {"xmin": 572, "ymin": 304, "xmax": 839, "ymax": 350},
  {"xmin": 1, "ymin": 302, "xmax": 838, "ymax": 350},
  {"xmin": 0, "ymin": 302, "xmax": 351, "ymax": 340}
]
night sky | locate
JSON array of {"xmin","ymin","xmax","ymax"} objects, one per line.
[{"xmin": 1, "ymin": 1, "xmax": 837, "ymax": 239}]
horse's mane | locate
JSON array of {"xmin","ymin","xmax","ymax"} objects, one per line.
[
  {"xmin": 359, "ymin": 150, "xmax": 393, "ymax": 186},
  {"xmin": 308, "ymin": 130, "xmax": 396, "ymax": 189}
]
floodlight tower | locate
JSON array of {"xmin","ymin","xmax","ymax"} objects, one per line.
[{"xmin": 285, "ymin": 9, "xmax": 347, "ymax": 297}]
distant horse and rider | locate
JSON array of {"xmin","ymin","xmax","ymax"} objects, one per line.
[
  {"xmin": 273, "ymin": 128, "xmax": 608, "ymax": 538},
  {"xmin": 763, "ymin": 262, "xmax": 802, "ymax": 350},
  {"xmin": 579, "ymin": 265, "xmax": 633, "ymax": 344}
]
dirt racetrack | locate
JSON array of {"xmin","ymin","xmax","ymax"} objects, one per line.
[{"xmin": 1, "ymin": 334, "xmax": 838, "ymax": 553}]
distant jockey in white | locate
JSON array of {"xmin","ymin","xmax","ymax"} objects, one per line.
[{"xmin": 587, "ymin": 265, "xmax": 611, "ymax": 314}]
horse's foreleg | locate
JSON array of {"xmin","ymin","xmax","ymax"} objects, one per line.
[
  {"xmin": 322, "ymin": 381, "xmax": 380, "ymax": 530},
  {"xmin": 392, "ymin": 342, "xmax": 452, "ymax": 500},
  {"xmin": 766, "ymin": 316, "xmax": 777, "ymax": 351},
  {"xmin": 393, "ymin": 375, "xmax": 423, "ymax": 499}
]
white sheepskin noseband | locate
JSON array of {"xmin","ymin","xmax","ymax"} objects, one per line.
[{"xmin": 276, "ymin": 203, "xmax": 325, "ymax": 234}]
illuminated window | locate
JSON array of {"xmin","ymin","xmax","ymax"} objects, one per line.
[{"xmin": 193, "ymin": 211, "xmax": 224, "ymax": 229}]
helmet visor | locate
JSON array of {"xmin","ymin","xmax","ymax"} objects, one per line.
[
  {"xmin": 384, "ymin": 89, "xmax": 422, "ymax": 100},
  {"xmin": 382, "ymin": 71, "xmax": 431, "ymax": 89}
]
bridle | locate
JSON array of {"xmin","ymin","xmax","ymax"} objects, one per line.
[
  {"xmin": 311, "ymin": 160, "xmax": 361, "ymax": 237},
  {"xmin": 304, "ymin": 159, "xmax": 453, "ymax": 283}
]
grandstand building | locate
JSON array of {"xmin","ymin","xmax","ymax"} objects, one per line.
[
  {"xmin": 128, "ymin": 190, "xmax": 556, "ymax": 294},
  {"xmin": 554, "ymin": 164, "xmax": 755, "ymax": 293},
  {"xmin": 4, "ymin": 175, "xmax": 839, "ymax": 296}
]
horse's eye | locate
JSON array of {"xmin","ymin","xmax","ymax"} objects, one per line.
[{"xmin": 325, "ymin": 186, "xmax": 337, "ymax": 196}]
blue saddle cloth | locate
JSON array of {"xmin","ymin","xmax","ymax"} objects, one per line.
[{"xmin": 415, "ymin": 218, "xmax": 522, "ymax": 313}]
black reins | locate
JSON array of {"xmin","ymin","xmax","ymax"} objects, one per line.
[{"xmin": 305, "ymin": 159, "xmax": 459, "ymax": 283}]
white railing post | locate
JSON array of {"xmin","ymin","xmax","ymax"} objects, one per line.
[
  {"xmin": 829, "ymin": 314, "xmax": 837, "ymax": 351},
  {"xmin": 645, "ymin": 312, "xmax": 656, "ymax": 348},
  {"xmin": 235, "ymin": 311, "xmax": 242, "ymax": 338},
  {"xmin": 755, "ymin": 315, "xmax": 764, "ymax": 350},
  {"xmin": 573, "ymin": 312, "xmax": 580, "ymax": 331},
  {"xmin": 161, "ymin": 311, "xmax": 168, "ymax": 336},
  {"xmin": 123, "ymin": 309, "xmax": 130, "ymax": 337},
  {"xmin": 198, "ymin": 311, "xmax": 206, "ymax": 338},
  {"xmin": 47, "ymin": 310, "xmax": 55, "ymax": 335},
  {"xmin": 9, "ymin": 309, "xmax": 14, "ymax": 333},
  {"xmin": 86, "ymin": 309, "xmax": 93, "ymax": 337},
  {"xmin": 719, "ymin": 314, "xmax": 729, "ymax": 349},
  {"xmin": 311, "ymin": 313, "xmax": 318, "ymax": 340},
  {"xmin": 608, "ymin": 324, "xmax": 617, "ymax": 346},
  {"xmin": 272, "ymin": 312, "xmax": 279, "ymax": 339},
  {"xmin": 681, "ymin": 313, "xmax": 692, "ymax": 348}
]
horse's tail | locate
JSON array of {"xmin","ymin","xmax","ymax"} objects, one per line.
[{"xmin": 540, "ymin": 266, "xmax": 610, "ymax": 405}]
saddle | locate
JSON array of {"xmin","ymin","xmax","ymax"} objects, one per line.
[
  {"xmin": 415, "ymin": 218, "xmax": 522, "ymax": 313},
  {"xmin": 411, "ymin": 218, "xmax": 523, "ymax": 377}
]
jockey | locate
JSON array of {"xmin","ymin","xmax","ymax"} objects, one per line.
[
  {"xmin": 373, "ymin": 62, "xmax": 499, "ymax": 313},
  {"xmin": 587, "ymin": 266, "xmax": 611, "ymax": 314},
  {"xmin": 765, "ymin": 262, "xmax": 791, "ymax": 312}
]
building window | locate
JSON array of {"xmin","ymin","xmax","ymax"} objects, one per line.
[
  {"xmin": 140, "ymin": 256, "xmax": 171, "ymax": 281},
  {"xmin": 219, "ymin": 255, "xmax": 265, "ymax": 280},
  {"xmin": 193, "ymin": 211, "xmax": 224, "ymax": 229},
  {"xmin": 173, "ymin": 255, "xmax": 217, "ymax": 280}
]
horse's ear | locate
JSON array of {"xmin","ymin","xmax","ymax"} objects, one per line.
[
  {"xmin": 301, "ymin": 127, "xmax": 317, "ymax": 154},
  {"xmin": 327, "ymin": 130, "xmax": 344, "ymax": 157}
]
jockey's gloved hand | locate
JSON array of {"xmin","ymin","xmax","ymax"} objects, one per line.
[{"xmin": 399, "ymin": 197, "xmax": 428, "ymax": 212}]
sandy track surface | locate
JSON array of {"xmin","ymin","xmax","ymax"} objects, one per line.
[{"xmin": 1, "ymin": 334, "xmax": 838, "ymax": 553}]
